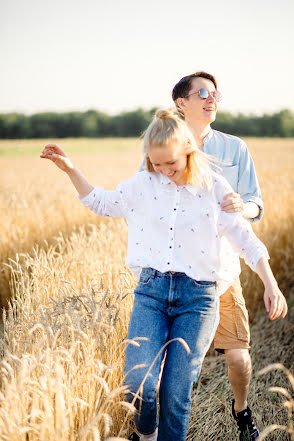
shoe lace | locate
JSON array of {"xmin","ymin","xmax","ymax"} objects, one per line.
[
  {"xmin": 232, "ymin": 401, "xmax": 259, "ymax": 439},
  {"xmin": 237, "ymin": 416, "xmax": 258, "ymax": 433}
]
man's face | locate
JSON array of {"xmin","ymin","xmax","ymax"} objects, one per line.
[{"xmin": 178, "ymin": 77, "xmax": 218, "ymax": 124}]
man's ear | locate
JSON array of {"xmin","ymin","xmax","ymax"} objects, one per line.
[{"xmin": 176, "ymin": 97, "xmax": 185, "ymax": 110}]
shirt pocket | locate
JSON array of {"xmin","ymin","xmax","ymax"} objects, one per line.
[{"xmin": 220, "ymin": 164, "xmax": 239, "ymax": 191}]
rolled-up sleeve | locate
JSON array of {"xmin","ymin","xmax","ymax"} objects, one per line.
[{"xmin": 238, "ymin": 141, "xmax": 264, "ymax": 222}]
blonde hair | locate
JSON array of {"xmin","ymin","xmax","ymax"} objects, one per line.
[{"xmin": 143, "ymin": 108, "xmax": 214, "ymax": 190}]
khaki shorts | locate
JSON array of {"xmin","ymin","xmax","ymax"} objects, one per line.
[{"xmin": 214, "ymin": 278, "xmax": 250, "ymax": 353}]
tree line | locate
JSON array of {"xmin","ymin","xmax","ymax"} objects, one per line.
[{"xmin": 0, "ymin": 108, "xmax": 294, "ymax": 139}]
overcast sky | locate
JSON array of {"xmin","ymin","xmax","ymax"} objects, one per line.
[{"xmin": 1, "ymin": 0, "xmax": 293, "ymax": 115}]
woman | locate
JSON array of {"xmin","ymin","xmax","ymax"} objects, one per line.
[{"xmin": 41, "ymin": 109, "xmax": 287, "ymax": 441}]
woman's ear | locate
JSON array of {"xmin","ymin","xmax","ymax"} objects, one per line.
[{"xmin": 146, "ymin": 155, "xmax": 153, "ymax": 171}]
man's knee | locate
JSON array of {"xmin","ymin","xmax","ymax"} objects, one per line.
[{"xmin": 225, "ymin": 348, "xmax": 252, "ymax": 375}]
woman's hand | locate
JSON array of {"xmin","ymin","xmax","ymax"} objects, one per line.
[
  {"xmin": 255, "ymin": 256, "xmax": 288, "ymax": 320},
  {"xmin": 40, "ymin": 144, "xmax": 74, "ymax": 173},
  {"xmin": 41, "ymin": 144, "xmax": 94, "ymax": 197},
  {"xmin": 264, "ymin": 283, "xmax": 288, "ymax": 320}
]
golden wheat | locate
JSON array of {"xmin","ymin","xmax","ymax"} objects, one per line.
[
  {"xmin": 0, "ymin": 137, "xmax": 293, "ymax": 440},
  {"xmin": 257, "ymin": 363, "xmax": 294, "ymax": 440},
  {"xmin": 1, "ymin": 225, "xmax": 136, "ymax": 440}
]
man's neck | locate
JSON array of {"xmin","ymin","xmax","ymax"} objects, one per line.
[{"xmin": 185, "ymin": 119, "xmax": 211, "ymax": 148}]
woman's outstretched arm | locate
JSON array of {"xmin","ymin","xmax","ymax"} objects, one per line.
[
  {"xmin": 218, "ymin": 213, "xmax": 287, "ymax": 321},
  {"xmin": 40, "ymin": 144, "xmax": 94, "ymax": 198},
  {"xmin": 255, "ymin": 256, "xmax": 288, "ymax": 321}
]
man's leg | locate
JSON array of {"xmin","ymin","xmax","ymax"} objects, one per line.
[
  {"xmin": 225, "ymin": 348, "xmax": 252, "ymax": 413},
  {"xmin": 214, "ymin": 279, "xmax": 259, "ymax": 440}
]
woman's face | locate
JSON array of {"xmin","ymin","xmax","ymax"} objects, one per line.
[{"xmin": 148, "ymin": 141, "xmax": 188, "ymax": 185}]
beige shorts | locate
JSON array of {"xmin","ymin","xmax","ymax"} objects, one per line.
[{"xmin": 214, "ymin": 278, "xmax": 250, "ymax": 353}]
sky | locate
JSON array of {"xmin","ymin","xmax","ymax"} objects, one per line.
[{"xmin": 0, "ymin": 0, "xmax": 293, "ymax": 116}]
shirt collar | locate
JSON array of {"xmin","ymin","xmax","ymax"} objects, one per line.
[
  {"xmin": 203, "ymin": 129, "xmax": 213, "ymax": 145},
  {"xmin": 184, "ymin": 184, "xmax": 199, "ymax": 195},
  {"xmin": 160, "ymin": 174, "xmax": 199, "ymax": 196},
  {"xmin": 160, "ymin": 174, "xmax": 172, "ymax": 186}
]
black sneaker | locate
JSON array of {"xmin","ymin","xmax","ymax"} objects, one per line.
[
  {"xmin": 128, "ymin": 432, "xmax": 140, "ymax": 441},
  {"xmin": 232, "ymin": 400, "xmax": 260, "ymax": 441}
]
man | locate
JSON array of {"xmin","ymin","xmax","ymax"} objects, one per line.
[{"xmin": 172, "ymin": 71, "xmax": 262, "ymax": 441}]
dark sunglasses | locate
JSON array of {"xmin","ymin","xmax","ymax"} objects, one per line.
[{"xmin": 185, "ymin": 88, "xmax": 222, "ymax": 102}]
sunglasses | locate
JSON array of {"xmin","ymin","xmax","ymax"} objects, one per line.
[{"xmin": 185, "ymin": 88, "xmax": 222, "ymax": 102}]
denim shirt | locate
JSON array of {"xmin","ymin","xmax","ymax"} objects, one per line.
[
  {"xmin": 140, "ymin": 129, "xmax": 263, "ymax": 222},
  {"xmin": 202, "ymin": 130, "xmax": 263, "ymax": 222}
]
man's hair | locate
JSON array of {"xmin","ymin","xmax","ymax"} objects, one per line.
[{"xmin": 172, "ymin": 71, "xmax": 218, "ymax": 103}]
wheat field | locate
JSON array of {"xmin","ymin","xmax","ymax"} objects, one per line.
[{"xmin": 0, "ymin": 138, "xmax": 293, "ymax": 440}]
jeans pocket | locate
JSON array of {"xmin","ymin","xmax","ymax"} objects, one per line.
[
  {"xmin": 192, "ymin": 280, "xmax": 216, "ymax": 288},
  {"xmin": 139, "ymin": 273, "xmax": 152, "ymax": 286}
]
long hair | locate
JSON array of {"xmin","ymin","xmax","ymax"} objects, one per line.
[{"xmin": 143, "ymin": 109, "xmax": 214, "ymax": 190}]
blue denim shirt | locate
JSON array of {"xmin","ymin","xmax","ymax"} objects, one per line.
[
  {"xmin": 202, "ymin": 130, "xmax": 263, "ymax": 222},
  {"xmin": 140, "ymin": 129, "xmax": 263, "ymax": 222}
]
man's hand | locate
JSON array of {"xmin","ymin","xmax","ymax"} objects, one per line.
[
  {"xmin": 41, "ymin": 144, "xmax": 74, "ymax": 173},
  {"xmin": 264, "ymin": 284, "xmax": 288, "ymax": 320},
  {"xmin": 221, "ymin": 192, "xmax": 244, "ymax": 214}
]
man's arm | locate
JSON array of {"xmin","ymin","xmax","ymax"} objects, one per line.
[
  {"xmin": 222, "ymin": 193, "xmax": 260, "ymax": 219},
  {"xmin": 222, "ymin": 140, "xmax": 263, "ymax": 221},
  {"xmin": 243, "ymin": 201, "xmax": 260, "ymax": 219}
]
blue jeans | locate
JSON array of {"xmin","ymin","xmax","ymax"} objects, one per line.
[{"xmin": 124, "ymin": 268, "xmax": 219, "ymax": 441}]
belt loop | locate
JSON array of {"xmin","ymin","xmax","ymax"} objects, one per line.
[
  {"xmin": 150, "ymin": 268, "xmax": 156, "ymax": 278},
  {"xmin": 144, "ymin": 267, "xmax": 156, "ymax": 278}
]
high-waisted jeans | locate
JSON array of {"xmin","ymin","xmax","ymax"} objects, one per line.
[{"xmin": 124, "ymin": 268, "xmax": 219, "ymax": 441}]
